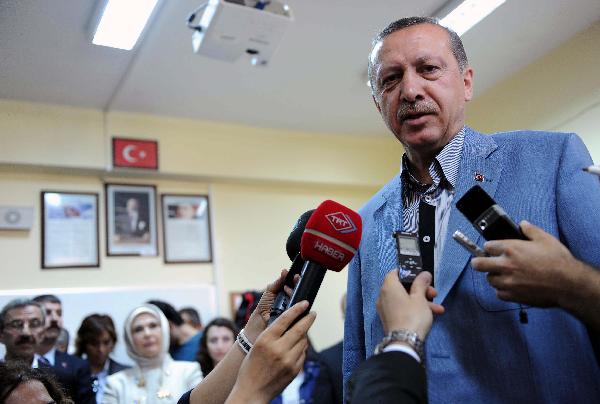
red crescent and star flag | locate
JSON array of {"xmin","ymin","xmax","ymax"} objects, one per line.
[{"xmin": 113, "ymin": 138, "xmax": 158, "ymax": 169}]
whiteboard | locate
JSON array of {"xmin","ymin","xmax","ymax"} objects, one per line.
[{"xmin": 0, "ymin": 284, "xmax": 217, "ymax": 365}]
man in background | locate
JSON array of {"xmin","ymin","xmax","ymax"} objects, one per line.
[
  {"xmin": 149, "ymin": 300, "xmax": 202, "ymax": 361},
  {"xmin": 180, "ymin": 307, "xmax": 204, "ymax": 333},
  {"xmin": 318, "ymin": 294, "xmax": 346, "ymax": 404},
  {"xmin": 0, "ymin": 299, "xmax": 45, "ymax": 367},
  {"xmin": 33, "ymin": 295, "xmax": 95, "ymax": 404},
  {"xmin": 55, "ymin": 328, "xmax": 69, "ymax": 353}
]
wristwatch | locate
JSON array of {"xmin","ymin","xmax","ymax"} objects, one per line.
[{"xmin": 374, "ymin": 329, "xmax": 424, "ymax": 360}]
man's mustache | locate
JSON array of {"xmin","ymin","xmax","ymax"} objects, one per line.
[
  {"xmin": 397, "ymin": 101, "xmax": 438, "ymax": 122},
  {"xmin": 16, "ymin": 336, "xmax": 35, "ymax": 345},
  {"xmin": 46, "ymin": 322, "xmax": 61, "ymax": 331}
]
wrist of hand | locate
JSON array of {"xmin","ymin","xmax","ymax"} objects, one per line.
[
  {"xmin": 226, "ymin": 384, "xmax": 270, "ymax": 404},
  {"xmin": 244, "ymin": 313, "xmax": 265, "ymax": 343},
  {"xmin": 558, "ymin": 259, "xmax": 595, "ymax": 312},
  {"xmin": 375, "ymin": 328, "xmax": 424, "ymax": 359}
]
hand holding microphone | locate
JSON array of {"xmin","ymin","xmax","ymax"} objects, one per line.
[
  {"xmin": 268, "ymin": 210, "xmax": 313, "ymax": 326},
  {"xmin": 225, "ymin": 301, "xmax": 317, "ymax": 404}
]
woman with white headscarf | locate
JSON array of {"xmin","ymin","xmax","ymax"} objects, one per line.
[{"xmin": 103, "ymin": 304, "xmax": 202, "ymax": 403}]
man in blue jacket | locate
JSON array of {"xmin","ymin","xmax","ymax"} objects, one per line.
[
  {"xmin": 33, "ymin": 295, "xmax": 95, "ymax": 404},
  {"xmin": 343, "ymin": 16, "xmax": 600, "ymax": 403}
]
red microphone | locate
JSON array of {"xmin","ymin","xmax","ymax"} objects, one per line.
[{"xmin": 287, "ymin": 200, "xmax": 362, "ymax": 321}]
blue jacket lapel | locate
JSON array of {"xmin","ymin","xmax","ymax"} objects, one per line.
[
  {"xmin": 436, "ymin": 128, "xmax": 501, "ymax": 304},
  {"xmin": 368, "ymin": 174, "xmax": 403, "ymax": 285}
]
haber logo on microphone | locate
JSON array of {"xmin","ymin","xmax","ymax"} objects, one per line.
[
  {"xmin": 314, "ymin": 239, "xmax": 345, "ymax": 262},
  {"xmin": 325, "ymin": 212, "xmax": 357, "ymax": 234}
]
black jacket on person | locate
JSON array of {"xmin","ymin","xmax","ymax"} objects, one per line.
[
  {"xmin": 39, "ymin": 351, "xmax": 96, "ymax": 404},
  {"xmin": 319, "ymin": 341, "xmax": 343, "ymax": 404},
  {"xmin": 106, "ymin": 357, "xmax": 129, "ymax": 375},
  {"xmin": 346, "ymin": 351, "xmax": 426, "ymax": 404}
]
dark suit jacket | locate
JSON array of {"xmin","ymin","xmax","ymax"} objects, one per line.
[
  {"xmin": 40, "ymin": 351, "xmax": 96, "ymax": 404},
  {"xmin": 346, "ymin": 351, "xmax": 426, "ymax": 404},
  {"xmin": 107, "ymin": 357, "xmax": 129, "ymax": 375},
  {"xmin": 319, "ymin": 341, "xmax": 343, "ymax": 404}
]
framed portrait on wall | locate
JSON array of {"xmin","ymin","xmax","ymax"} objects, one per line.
[
  {"xmin": 106, "ymin": 183, "xmax": 158, "ymax": 256},
  {"xmin": 161, "ymin": 194, "xmax": 212, "ymax": 263},
  {"xmin": 41, "ymin": 191, "xmax": 99, "ymax": 269}
]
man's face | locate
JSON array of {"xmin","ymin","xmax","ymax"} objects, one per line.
[
  {"xmin": 41, "ymin": 301, "xmax": 63, "ymax": 341},
  {"xmin": 126, "ymin": 198, "xmax": 139, "ymax": 214},
  {"xmin": 0, "ymin": 305, "xmax": 44, "ymax": 361},
  {"xmin": 370, "ymin": 23, "xmax": 473, "ymax": 158}
]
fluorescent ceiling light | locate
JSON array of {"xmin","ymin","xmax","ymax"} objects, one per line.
[
  {"xmin": 92, "ymin": 0, "xmax": 159, "ymax": 50},
  {"xmin": 440, "ymin": 0, "xmax": 506, "ymax": 37}
]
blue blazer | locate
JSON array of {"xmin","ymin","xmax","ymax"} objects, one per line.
[{"xmin": 343, "ymin": 127, "xmax": 600, "ymax": 403}]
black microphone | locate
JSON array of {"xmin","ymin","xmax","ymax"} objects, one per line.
[
  {"xmin": 286, "ymin": 200, "xmax": 362, "ymax": 326},
  {"xmin": 268, "ymin": 209, "xmax": 314, "ymax": 326},
  {"xmin": 456, "ymin": 185, "xmax": 526, "ymax": 241}
]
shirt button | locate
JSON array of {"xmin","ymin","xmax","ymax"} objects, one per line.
[
  {"xmin": 424, "ymin": 196, "xmax": 432, "ymax": 202},
  {"xmin": 423, "ymin": 236, "xmax": 431, "ymax": 243}
]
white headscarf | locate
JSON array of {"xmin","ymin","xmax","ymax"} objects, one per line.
[{"xmin": 123, "ymin": 304, "xmax": 170, "ymax": 369}]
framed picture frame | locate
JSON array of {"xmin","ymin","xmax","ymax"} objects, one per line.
[
  {"xmin": 161, "ymin": 194, "xmax": 212, "ymax": 263},
  {"xmin": 41, "ymin": 191, "xmax": 99, "ymax": 269},
  {"xmin": 105, "ymin": 183, "xmax": 158, "ymax": 256}
]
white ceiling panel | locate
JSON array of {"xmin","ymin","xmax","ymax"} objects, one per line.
[{"xmin": 0, "ymin": 0, "xmax": 598, "ymax": 135}]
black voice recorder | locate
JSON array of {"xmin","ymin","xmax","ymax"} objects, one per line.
[{"xmin": 455, "ymin": 185, "xmax": 527, "ymax": 241}]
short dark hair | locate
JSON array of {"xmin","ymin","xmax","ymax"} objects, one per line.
[
  {"xmin": 0, "ymin": 361, "xmax": 73, "ymax": 404},
  {"xmin": 179, "ymin": 307, "xmax": 202, "ymax": 328},
  {"xmin": 0, "ymin": 299, "xmax": 45, "ymax": 332},
  {"xmin": 32, "ymin": 294, "xmax": 62, "ymax": 305},
  {"xmin": 196, "ymin": 317, "xmax": 239, "ymax": 376},
  {"xmin": 368, "ymin": 16, "xmax": 469, "ymax": 92},
  {"xmin": 75, "ymin": 314, "xmax": 118, "ymax": 357},
  {"xmin": 147, "ymin": 300, "xmax": 183, "ymax": 326}
]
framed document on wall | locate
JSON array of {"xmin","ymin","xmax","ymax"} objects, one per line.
[
  {"xmin": 161, "ymin": 194, "xmax": 212, "ymax": 263},
  {"xmin": 106, "ymin": 184, "xmax": 158, "ymax": 256},
  {"xmin": 41, "ymin": 191, "xmax": 99, "ymax": 269}
]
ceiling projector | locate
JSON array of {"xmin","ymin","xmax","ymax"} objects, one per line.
[{"xmin": 188, "ymin": 0, "xmax": 293, "ymax": 66}]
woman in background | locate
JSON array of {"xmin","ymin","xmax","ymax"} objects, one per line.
[
  {"xmin": 196, "ymin": 318, "xmax": 238, "ymax": 376},
  {"xmin": 103, "ymin": 304, "xmax": 202, "ymax": 404},
  {"xmin": 75, "ymin": 314, "xmax": 128, "ymax": 404}
]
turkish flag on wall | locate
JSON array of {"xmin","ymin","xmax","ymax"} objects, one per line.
[{"xmin": 113, "ymin": 138, "xmax": 158, "ymax": 169}]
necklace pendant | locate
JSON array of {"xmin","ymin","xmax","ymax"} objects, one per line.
[
  {"xmin": 137, "ymin": 377, "xmax": 145, "ymax": 388},
  {"xmin": 157, "ymin": 390, "xmax": 172, "ymax": 399}
]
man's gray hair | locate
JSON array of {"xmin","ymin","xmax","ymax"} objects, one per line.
[
  {"xmin": 0, "ymin": 298, "xmax": 45, "ymax": 332},
  {"xmin": 368, "ymin": 16, "xmax": 469, "ymax": 95}
]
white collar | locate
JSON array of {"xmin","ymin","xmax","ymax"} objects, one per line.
[{"xmin": 43, "ymin": 347, "xmax": 57, "ymax": 366}]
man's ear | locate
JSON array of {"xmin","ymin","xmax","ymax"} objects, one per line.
[
  {"xmin": 463, "ymin": 67, "xmax": 474, "ymax": 102},
  {"xmin": 372, "ymin": 95, "xmax": 382, "ymax": 113}
]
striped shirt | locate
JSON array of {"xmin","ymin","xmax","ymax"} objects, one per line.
[{"xmin": 400, "ymin": 127, "xmax": 465, "ymax": 279}]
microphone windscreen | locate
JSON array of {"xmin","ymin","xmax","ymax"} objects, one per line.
[
  {"xmin": 286, "ymin": 210, "xmax": 315, "ymax": 261},
  {"xmin": 301, "ymin": 200, "xmax": 362, "ymax": 271}
]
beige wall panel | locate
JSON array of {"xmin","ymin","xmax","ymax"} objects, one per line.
[
  {"xmin": 468, "ymin": 22, "xmax": 600, "ymax": 151},
  {"xmin": 0, "ymin": 100, "xmax": 105, "ymax": 168},
  {"xmin": 107, "ymin": 111, "xmax": 401, "ymax": 187},
  {"xmin": 211, "ymin": 181, "xmax": 376, "ymax": 350}
]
